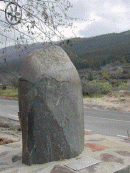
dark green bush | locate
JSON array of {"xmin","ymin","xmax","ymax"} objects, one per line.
[{"xmin": 82, "ymin": 80, "xmax": 112, "ymax": 95}]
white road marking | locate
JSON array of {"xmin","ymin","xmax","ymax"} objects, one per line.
[
  {"xmin": 9, "ymin": 105, "xmax": 18, "ymax": 108},
  {"xmin": 92, "ymin": 107, "xmax": 98, "ymax": 109},
  {"xmin": 8, "ymin": 114, "xmax": 17, "ymax": 117},
  {"xmin": 117, "ymin": 135, "xmax": 128, "ymax": 138},
  {"xmin": 84, "ymin": 129, "xmax": 92, "ymax": 132},
  {"xmin": 84, "ymin": 107, "xmax": 108, "ymax": 111},
  {"xmin": 85, "ymin": 116, "xmax": 130, "ymax": 123}
]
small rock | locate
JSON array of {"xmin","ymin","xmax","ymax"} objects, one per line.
[
  {"xmin": 12, "ymin": 155, "xmax": 22, "ymax": 163},
  {"xmin": 50, "ymin": 165, "xmax": 75, "ymax": 173}
]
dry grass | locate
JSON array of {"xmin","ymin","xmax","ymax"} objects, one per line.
[{"xmin": 83, "ymin": 90, "xmax": 130, "ymax": 112}]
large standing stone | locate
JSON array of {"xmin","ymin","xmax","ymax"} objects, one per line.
[{"xmin": 18, "ymin": 46, "xmax": 84, "ymax": 165}]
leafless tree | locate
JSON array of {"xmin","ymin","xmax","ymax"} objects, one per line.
[{"xmin": 0, "ymin": 0, "xmax": 78, "ymax": 49}]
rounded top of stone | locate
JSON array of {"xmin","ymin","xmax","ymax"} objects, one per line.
[{"xmin": 19, "ymin": 45, "xmax": 79, "ymax": 84}]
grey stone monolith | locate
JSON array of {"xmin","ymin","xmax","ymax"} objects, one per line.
[{"xmin": 18, "ymin": 45, "xmax": 84, "ymax": 165}]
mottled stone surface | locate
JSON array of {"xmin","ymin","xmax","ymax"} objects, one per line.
[
  {"xmin": 18, "ymin": 46, "xmax": 84, "ymax": 165},
  {"xmin": 85, "ymin": 143, "xmax": 109, "ymax": 152},
  {"xmin": 50, "ymin": 165, "xmax": 75, "ymax": 173},
  {"xmin": 115, "ymin": 150, "xmax": 130, "ymax": 157},
  {"xmin": 100, "ymin": 153, "xmax": 124, "ymax": 164}
]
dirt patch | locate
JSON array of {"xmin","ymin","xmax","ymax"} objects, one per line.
[
  {"xmin": 0, "ymin": 117, "xmax": 22, "ymax": 143},
  {"xmin": 115, "ymin": 150, "xmax": 130, "ymax": 157},
  {"xmin": 0, "ymin": 137, "xmax": 16, "ymax": 145},
  {"xmin": 0, "ymin": 96, "xmax": 18, "ymax": 100},
  {"xmin": 100, "ymin": 153, "xmax": 124, "ymax": 164},
  {"xmin": 85, "ymin": 143, "xmax": 110, "ymax": 152},
  {"xmin": 83, "ymin": 90, "xmax": 130, "ymax": 112},
  {"xmin": 84, "ymin": 132, "xmax": 92, "ymax": 135}
]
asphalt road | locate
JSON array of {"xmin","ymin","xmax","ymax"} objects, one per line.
[
  {"xmin": 0, "ymin": 99, "xmax": 19, "ymax": 121},
  {"xmin": 84, "ymin": 107, "xmax": 130, "ymax": 138},
  {"xmin": 0, "ymin": 99, "xmax": 130, "ymax": 138}
]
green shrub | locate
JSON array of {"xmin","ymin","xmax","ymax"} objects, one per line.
[
  {"xmin": 118, "ymin": 82, "xmax": 128, "ymax": 87},
  {"xmin": 112, "ymin": 82, "xmax": 130, "ymax": 91},
  {"xmin": 82, "ymin": 80, "xmax": 112, "ymax": 96},
  {"xmin": 99, "ymin": 81, "xmax": 112, "ymax": 94},
  {"xmin": 118, "ymin": 82, "xmax": 130, "ymax": 91},
  {"xmin": 82, "ymin": 81, "xmax": 101, "ymax": 95}
]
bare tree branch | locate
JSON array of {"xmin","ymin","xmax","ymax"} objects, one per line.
[{"xmin": 0, "ymin": 0, "xmax": 78, "ymax": 50}]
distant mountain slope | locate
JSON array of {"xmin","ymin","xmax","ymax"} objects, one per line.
[
  {"xmin": 0, "ymin": 43, "xmax": 51, "ymax": 72},
  {"xmin": 60, "ymin": 31, "xmax": 130, "ymax": 69},
  {"xmin": 0, "ymin": 43, "xmax": 50, "ymax": 62},
  {"xmin": 0, "ymin": 30, "xmax": 130, "ymax": 72}
]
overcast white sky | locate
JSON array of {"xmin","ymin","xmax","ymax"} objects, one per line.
[
  {"xmin": 68, "ymin": 0, "xmax": 130, "ymax": 38},
  {"xmin": 0, "ymin": 0, "xmax": 130, "ymax": 49}
]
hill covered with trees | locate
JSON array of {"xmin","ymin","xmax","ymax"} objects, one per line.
[
  {"xmin": 0, "ymin": 30, "xmax": 130, "ymax": 93},
  {"xmin": 0, "ymin": 30, "xmax": 130, "ymax": 71}
]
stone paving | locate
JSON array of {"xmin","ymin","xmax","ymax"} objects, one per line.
[{"xmin": 0, "ymin": 132, "xmax": 130, "ymax": 173}]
